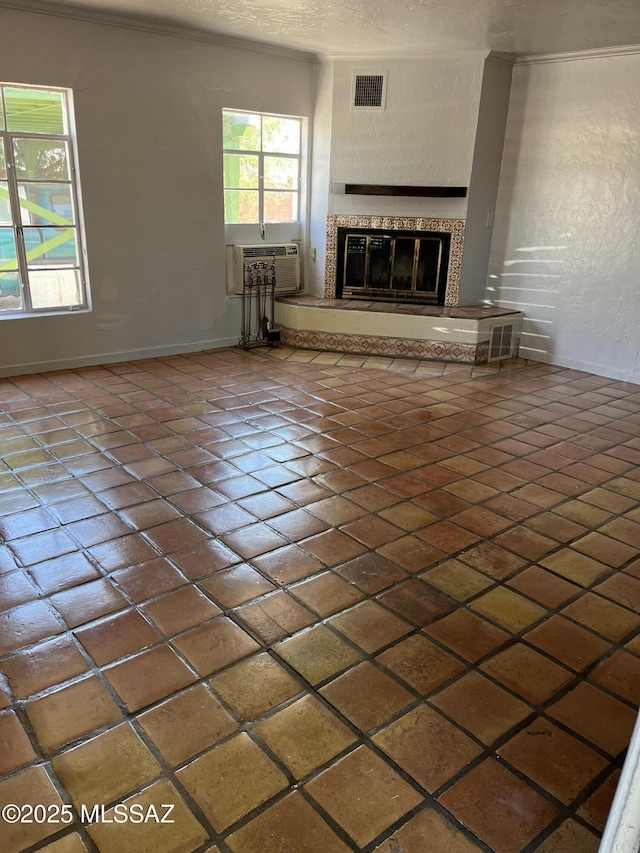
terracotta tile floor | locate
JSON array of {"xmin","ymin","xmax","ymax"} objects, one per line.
[{"xmin": 1, "ymin": 345, "xmax": 639, "ymax": 853}]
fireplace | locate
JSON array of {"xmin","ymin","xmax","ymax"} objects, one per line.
[
  {"xmin": 337, "ymin": 226, "xmax": 450, "ymax": 304},
  {"xmin": 274, "ymin": 214, "xmax": 522, "ymax": 363},
  {"xmin": 325, "ymin": 214, "xmax": 465, "ymax": 305}
]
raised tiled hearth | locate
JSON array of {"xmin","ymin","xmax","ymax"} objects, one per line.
[
  {"xmin": 1, "ymin": 345, "xmax": 639, "ymax": 853},
  {"xmin": 275, "ymin": 295, "xmax": 522, "ymax": 363}
]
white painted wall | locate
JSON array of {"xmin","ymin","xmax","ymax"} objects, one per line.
[
  {"xmin": 0, "ymin": 8, "xmax": 313, "ymax": 375},
  {"xmin": 487, "ymin": 51, "xmax": 640, "ymax": 381},
  {"xmin": 306, "ymin": 61, "xmax": 334, "ymax": 296},
  {"xmin": 326, "ymin": 56, "xmax": 485, "ymax": 220},
  {"xmin": 458, "ymin": 55, "xmax": 513, "ymax": 305}
]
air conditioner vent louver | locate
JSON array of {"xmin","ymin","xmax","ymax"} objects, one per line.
[
  {"xmin": 233, "ymin": 244, "xmax": 301, "ymax": 295},
  {"xmin": 242, "ymin": 245, "xmax": 288, "ymax": 258},
  {"xmin": 488, "ymin": 323, "xmax": 514, "ymax": 361},
  {"xmin": 353, "ymin": 74, "xmax": 386, "ymax": 109}
]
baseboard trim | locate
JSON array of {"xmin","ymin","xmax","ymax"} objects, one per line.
[
  {"xmin": 519, "ymin": 349, "xmax": 640, "ymax": 384},
  {"xmin": 0, "ymin": 337, "xmax": 239, "ymax": 378}
]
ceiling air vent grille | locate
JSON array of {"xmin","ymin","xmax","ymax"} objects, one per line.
[
  {"xmin": 352, "ymin": 74, "xmax": 386, "ymax": 110},
  {"xmin": 488, "ymin": 323, "xmax": 515, "ymax": 362}
]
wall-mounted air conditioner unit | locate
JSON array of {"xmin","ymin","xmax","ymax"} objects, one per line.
[{"xmin": 233, "ymin": 244, "xmax": 301, "ymax": 295}]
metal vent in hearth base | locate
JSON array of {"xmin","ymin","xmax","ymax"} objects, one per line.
[
  {"xmin": 352, "ymin": 73, "xmax": 386, "ymax": 109},
  {"xmin": 488, "ymin": 323, "xmax": 514, "ymax": 361}
]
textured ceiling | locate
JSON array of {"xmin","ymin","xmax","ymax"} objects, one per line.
[{"xmin": 7, "ymin": 0, "xmax": 640, "ymax": 57}]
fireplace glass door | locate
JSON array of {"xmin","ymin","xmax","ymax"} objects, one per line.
[{"xmin": 342, "ymin": 231, "xmax": 446, "ymax": 304}]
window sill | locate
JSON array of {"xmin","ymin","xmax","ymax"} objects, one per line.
[{"xmin": 0, "ymin": 307, "xmax": 91, "ymax": 320}]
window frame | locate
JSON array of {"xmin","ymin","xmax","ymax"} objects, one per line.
[
  {"xmin": 0, "ymin": 82, "xmax": 90, "ymax": 319},
  {"xmin": 222, "ymin": 108, "xmax": 303, "ymax": 227}
]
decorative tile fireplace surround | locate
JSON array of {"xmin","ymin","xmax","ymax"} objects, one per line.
[
  {"xmin": 325, "ymin": 214, "xmax": 465, "ymax": 304},
  {"xmin": 274, "ymin": 214, "xmax": 523, "ymax": 363}
]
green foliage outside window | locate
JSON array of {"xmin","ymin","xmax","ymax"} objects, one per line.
[{"xmin": 222, "ymin": 110, "xmax": 301, "ymax": 224}]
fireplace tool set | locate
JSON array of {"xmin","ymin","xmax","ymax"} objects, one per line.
[{"xmin": 239, "ymin": 260, "xmax": 281, "ymax": 350}]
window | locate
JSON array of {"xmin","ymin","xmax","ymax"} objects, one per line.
[
  {"xmin": 0, "ymin": 83, "xmax": 89, "ymax": 316},
  {"xmin": 222, "ymin": 110, "xmax": 302, "ymax": 225}
]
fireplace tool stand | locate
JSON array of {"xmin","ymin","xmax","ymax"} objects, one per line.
[{"xmin": 239, "ymin": 260, "xmax": 281, "ymax": 350}]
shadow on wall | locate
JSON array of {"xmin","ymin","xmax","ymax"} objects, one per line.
[{"xmin": 486, "ymin": 243, "xmax": 566, "ymax": 361}]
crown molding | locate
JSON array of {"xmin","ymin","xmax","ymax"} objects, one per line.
[
  {"xmin": 486, "ymin": 50, "xmax": 516, "ymax": 65},
  {"xmin": 0, "ymin": 0, "xmax": 318, "ymax": 62},
  {"xmin": 319, "ymin": 49, "xmax": 489, "ymax": 62},
  {"xmin": 517, "ymin": 43, "xmax": 640, "ymax": 65}
]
